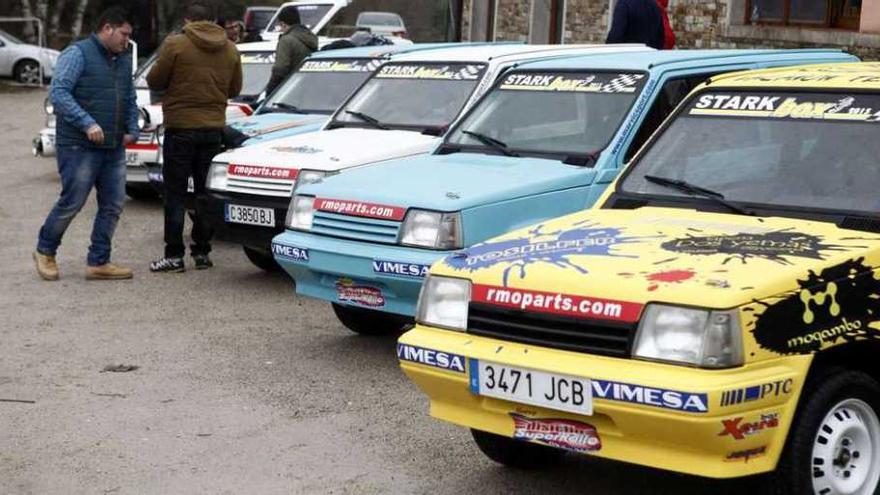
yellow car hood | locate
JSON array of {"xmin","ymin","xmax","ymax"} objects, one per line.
[{"xmin": 437, "ymin": 207, "xmax": 880, "ymax": 309}]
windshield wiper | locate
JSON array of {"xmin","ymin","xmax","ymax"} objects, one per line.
[
  {"xmin": 344, "ymin": 110, "xmax": 390, "ymax": 130},
  {"xmin": 644, "ymin": 175, "xmax": 754, "ymax": 216},
  {"xmin": 461, "ymin": 130, "xmax": 520, "ymax": 157},
  {"xmin": 270, "ymin": 102, "xmax": 302, "ymax": 113}
]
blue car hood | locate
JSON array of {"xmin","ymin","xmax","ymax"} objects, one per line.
[
  {"xmin": 302, "ymin": 152, "xmax": 596, "ymax": 211},
  {"xmin": 229, "ymin": 112, "xmax": 327, "ymax": 138}
]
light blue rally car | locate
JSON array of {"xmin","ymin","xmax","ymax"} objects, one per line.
[
  {"xmin": 272, "ymin": 49, "xmax": 857, "ymax": 334},
  {"xmin": 227, "ymin": 43, "xmax": 466, "ymax": 147}
]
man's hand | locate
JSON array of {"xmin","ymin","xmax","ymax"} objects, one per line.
[
  {"xmin": 86, "ymin": 124, "xmax": 105, "ymax": 145},
  {"xmin": 123, "ymin": 134, "xmax": 136, "ymax": 145}
]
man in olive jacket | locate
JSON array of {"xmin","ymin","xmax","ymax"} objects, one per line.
[
  {"xmin": 264, "ymin": 6, "xmax": 318, "ymax": 95},
  {"xmin": 147, "ymin": 2, "xmax": 242, "ymax": 273}
]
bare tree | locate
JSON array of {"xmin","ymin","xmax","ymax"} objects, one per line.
[
  {"xmin": 70, "ymin": 0, "xmax": 89, "ymax": 39},
  {"xmin": 18, "ymin": 0, "xmax": 36, "ymax": 42},
  {"xmin": 49, "ymin": 0, "xmax": 69, "ymax": 39}
]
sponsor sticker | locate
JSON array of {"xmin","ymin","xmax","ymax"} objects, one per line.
[
  {"xmin": 335, "ymin": 279, "xmax": 385, "ymax": 308},
  {"xmin": 591, "ymin": 380, "xmax": 708, "ymax": 413},
  {"xmin": 725, "ymin": 446, "xmax": 767, "ymax": 463},
  {"xmin": 720, "ymin": 379, "xmax": 793, "ymax": 407},
  {"xmin": 719, "ymin": 413, "xmax": 779, "ymax": 440},
  {"xmin": 315, "ymin": 198, "xmax": 406, "ymax": 221},
  {"xmin": 228, "ymin": 164, "xmax": 298, "ymax": 180},
  {"xmin": 396, "ymin": 344, "xmax": 466, "ymax": 373},
  {"xmin": 689, "ymin": 92, "xmax": 880, "ymax": 122},
  {"xmin": 510, "ymin": 413, "xmax": 601, "ymax": 453},
  {"xmin": 375, "ymin": 63, "xmax": 484, "ymax": 81},
  {"xmin": 472, "ymin": 284, "xmax": 644, "ymax": 324},
  {"xmin": 300, "ymin": 59, "xmax": 380, "ymax": 73},
  {"xmin": 500, "ymin": 72, "xmax": 645, "ymax": 94},
  {"xmin": 372, "ymin": 260, "xmax": 430, "ymax": 278},
  {"xmin": 271, "ymin": 242, "xmax": 309, "ymax": 262}
]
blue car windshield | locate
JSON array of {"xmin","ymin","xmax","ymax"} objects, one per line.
[
  {"xmin": 621, "ymin": 91, "xmax": 880, "ymax": 214},
  {"xmin": 265, "ymin": 58, "xmax": 380, "ymax": 114},
  {"xmin": 446, "ymin": 71, "xmax": 645, "ymax": 158}
]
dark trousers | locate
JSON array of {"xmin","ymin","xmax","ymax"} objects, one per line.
[{"xmin": 162, "ymin": 129, "xmax": 222, "ymax": 258}]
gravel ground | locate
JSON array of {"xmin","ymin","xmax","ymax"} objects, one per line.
[{"xmin": 0, "ymin": 87, "xmax": 764, "ymax": 494}]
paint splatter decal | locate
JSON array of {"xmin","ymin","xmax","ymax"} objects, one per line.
[{"xmin": 661, "ymin": 230, "xmax": 853, "ymax": 265}]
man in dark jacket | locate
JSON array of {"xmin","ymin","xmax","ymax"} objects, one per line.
[
  {"xmin": 606, "ymin": 0, "xmax": 665, "ymax": 50},
  {"xmin": 35, "ymin": 7, "xmax": 138, "ymax": 281},
  {"xmin": 147, "ymin": 2, "xmax": 243, "ymax": 273},
  {"xmin": 264, "ymin": 6, "xmax": 318, "ymax": 95}
]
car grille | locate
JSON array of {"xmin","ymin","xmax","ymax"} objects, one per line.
[
  {"xmin": 466, "ymin": 303, "xmax": 635, "ymax": 357},
  {"xmin": 136, "ymin": 132, "xmax": 154, "ymax": 145},
  {"xmin": 224, "ymin": 177, "xmax": 295, "ymax": 198},
  {"xmin": 311, "ymin": 211, "xmax": 401, "ymax": 244}
]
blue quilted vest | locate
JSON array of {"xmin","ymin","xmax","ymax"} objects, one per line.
[{"xmin": 56, "ymin": 35, "xmax": 133, "ymax": 149}]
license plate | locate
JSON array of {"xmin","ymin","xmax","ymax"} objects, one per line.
[
  {"xmin": 225, "ymin": 204, "xmax": 275, "ymax": 227},
  {"xmin": 470, "ymin": 360, "xmax": 592, "ymax": 415},
  {"xmin": 125, "ymin": 153, "xmax": 140, "ymax": 165}
]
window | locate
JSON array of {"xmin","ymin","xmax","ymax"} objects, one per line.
[{"xmin": 747, "ymin": 0, "xmax": 862, "ymax": 29}]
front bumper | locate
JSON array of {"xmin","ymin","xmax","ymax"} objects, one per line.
[
  {"xmin": 197, "ymin": 192, "xmax": 290, "ymax": 248},
  {"xmin": 398, "ymin": 325, "xmax": 811, "ymax": 479},
  {"xmin": 32, "ymin": 128, "xmax": 55, "ymax": 157},
  {"xmin": 272, "ymin": 230, "xmax": 450, "ymax": 317}
]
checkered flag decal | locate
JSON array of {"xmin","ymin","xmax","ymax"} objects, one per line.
[
  {"xmin": 451, "ymin": 65, "xmax": 483, "ymax": 80},
  {"xmin": 599, "ymin": 74, "xmax": 645, "ymax": 93}
]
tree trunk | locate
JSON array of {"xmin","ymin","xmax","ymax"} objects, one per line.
[
  {"xmin": 50, "ymin": 0, "xmax": 69, "ymax": 39},
  {"xmin": 19, "ymin": 0, "xmax": 36, "ymax": 43},
  {"xmin": 70, "ymin": 0, "xmax": 89, "ymax": 40}
]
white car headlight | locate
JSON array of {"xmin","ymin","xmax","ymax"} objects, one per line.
[
  {"xmin": 294, "ymin": 169, "xmax": 337, "ymax": 191},
  {"xmin": 416, "ymin": 275, "xmax": 472, "ymax": 331},
  {"xmin": 633, "ymin": 304, "xmax": 743, "ymax": 368},
  {"xmin": 400, "ymin": 210, "xmax": 462, "ymax": 250},
  {"xmin": 44, "ymin": 98, "xmax": 54, "ymax": 115},
  {"xmin": 206, "ymin": 162, "xmax": 229, "ymax": 191},
  {"xmin": 286, "ymin": 195, "xmax": 315, "ymax": 230}
]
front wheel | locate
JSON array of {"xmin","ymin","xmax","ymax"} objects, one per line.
[
  {"xmin": 242, "ymin": 246, "xmax": 280, "ymax": 272},
  {"xmin": 331, "ymin": 303, "xmax": 411, "ymax": 336},
  {"xmin": 471, "ymin": 429, "xmax": 564, "ymax": 469},
  {"xmin": 14, "ymin": 59, "xmax": 41, "ymax": 85},
  {"xmin": 771, "ymin": 368, "xmax": 880, "ymax": 495}
]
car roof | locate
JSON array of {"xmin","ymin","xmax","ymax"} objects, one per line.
[
  {"xmin": 514, "ymin": 49, "xmax": 853, "ymax": 72},
  {"xmin": 246, "ymin": 6, "xmax": 277, "ymax": 11},
  {"xmin": 237, "ymin": 40, "xmax": 278, "ymax": 52},
  {"xmin": 387, "ymin": 43, "xmax": 646, "ymax": 64},
  {"xmin": 706, "ymin": 61, "xmax": 880, "ymax": 90},
  {"xmin": 306, "ymin": 43, "xmax": 470, "ymax": 60}
]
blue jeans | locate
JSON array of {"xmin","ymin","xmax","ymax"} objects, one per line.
[{"xmin": 37, "ymin": 145, "xmax": 126, "ymax": 266}]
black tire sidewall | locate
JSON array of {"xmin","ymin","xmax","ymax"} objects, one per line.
[
  {"xmin": 15, "ymin": 60, "xmax": 39, "ymax": 84},
  {"xmin": 242, "ymin": 246, "xmax": 281, "ymax": 272}
]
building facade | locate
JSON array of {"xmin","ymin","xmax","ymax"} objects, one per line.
[{"xmin": 462, "ymin": 0, "xmax": 880, "ymax": 59}]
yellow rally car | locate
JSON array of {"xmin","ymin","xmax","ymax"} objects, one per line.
[{"xmin": 398, "ymin": 62, "xmax": 880, "ymax": 494}]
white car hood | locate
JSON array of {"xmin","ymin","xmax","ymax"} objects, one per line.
[{"xmin": 215, "ymin": 128, "xmax": 439, "ymax": 171}]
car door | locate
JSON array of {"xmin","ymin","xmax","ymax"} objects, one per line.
[{"xmin": 0, "ymin": 35, "xmax": 11, "ymax": 76}]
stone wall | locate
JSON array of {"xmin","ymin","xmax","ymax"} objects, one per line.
[
  {"xmin": 563, "ymin": 0, "xmax": 611, "ymax": 43},
  {"xmin": 495, "ymin": 0, "xmax": 532, "ymax": 41}
]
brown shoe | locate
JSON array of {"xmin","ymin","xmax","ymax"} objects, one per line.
[
  {"xmin": 33, "ymin": 251, "xmax": 59, "ymax": 281},
  {"xmin": 86, "ymin": 263, "xmax": 133, "ymax": 280}
]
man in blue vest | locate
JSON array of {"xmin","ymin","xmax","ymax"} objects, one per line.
[{"xmin": 34, "ymin": 8, "xmax": 139, "ymax": 281}]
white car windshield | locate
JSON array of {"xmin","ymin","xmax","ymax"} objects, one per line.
[
  {"xmin": 446, "ymin": 71, "xmax": 646, "ymax": 159},
  {"xmin": 333, "ymin": 62, "xmax": 486, "ymax": 131},
  {"xmin": 0, "ymin": 29, "xmax": 24, "ymax": 44},
  {"xmin": 263, "ymin": 58, "xmax": 380, "ymax": 113},
  {"xmin": 357, "ymin": 13, "xmax": 403, "ymax": 27},
  {"xmin": 266, "ymin": 4, "xmax": 333, "ymax": 32},
  {"xmin": 241, "ymin": 51, "xmax": 276, "ymax": 97},
  {"xmin": 620, "ymin": 90, "xmax": 880, "ymax": 214}
]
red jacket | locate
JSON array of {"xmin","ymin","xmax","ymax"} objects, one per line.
[{"xmin": 657, "ymin": 0, "xmax": 675, "ymax": 49}]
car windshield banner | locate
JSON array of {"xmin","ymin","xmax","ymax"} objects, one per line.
[
  {"xmin": 375, "ymin": 63, "xmax": 486, "ymax": 81},
  {"xmin": 241, "ymin": 52, "xmax": 276, "ymax": 64},
  {"xmin": 688, "ymin": 92, "xmax": 880, "ymax": 123},
  {"xmin": 299, "ymin": 59, "xmax": 382, "ymax": 73},
  {"xmin": 499, "ymin": 72, "xmax": 646, "ymax": 94}
]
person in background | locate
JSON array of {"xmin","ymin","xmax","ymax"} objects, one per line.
[
  {"xmin": 264, "ymin": 6, "xmax": 317, "ymax": 95},
  {"xmin": 34, "ymin": 7, "xmax": 138, "ymax": 281},
  {"xmin": 658, "ymin": 0, "xmax": 676, "ymax": 49},
  {"xmin": 606, "ymin": 0, "xmax": 665, "ymax": 50},
  {"xmin": 147, "ymin": 2, "xmax": 242, "ymax": 273}
]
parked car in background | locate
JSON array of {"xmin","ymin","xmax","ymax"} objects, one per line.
[
  {"xmin": 261, "ymin": 0, "xmax": 350, "ymax": 42},
  {"xmin": 243, "ymin": 6, "xmax": 278, "ymax": 42},
  {"xmin": 273, "ymin": 49, "xmax": 856, "ymax": 335},
  {"xmin": 0, "ymin": 28, "xmax": 59, "ymax": 84},
  {"xmin": 356, "ymin": 12, "xmax": 407, "ymax": 38}
]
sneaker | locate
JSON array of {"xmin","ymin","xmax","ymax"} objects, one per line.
[
  {"xmin": 150, "ymin": 257, "xmax": 185, "ymax": 273},
  {"xmin": 33, "ymin": 251, "xmax": 59, "ymax": 281},
  {"xmin": 192, "ymin": 254, "xmax": 213, "ymax": 270},
  {"xmin": 86, "ymin": 263, "xmax": 134, "ymax": 280}
]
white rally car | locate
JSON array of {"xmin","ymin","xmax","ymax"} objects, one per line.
[{"xmin": 200, "ymin": 43, "xmax": 649, "ymax": 269}]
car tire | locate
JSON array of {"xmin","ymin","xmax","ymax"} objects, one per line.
[
  {"xmin": 14, "ymin": 59, "xmax": 41, "ymax": 85},
  {"xmin": 125, "ymin": 184, "xmax": 159, "ymax": 200},
  {"xmin": 242, "ymin": 246, "xmax": 281, "ymax": 272},
  {"xmin": 471, "ymin": 429, "xmax": 564, "ymax": 469},
  {"xmin": 331, "ymin": 303, "xmax": 412, "ymax": 336},
  {"xmin": 770, "ymin": 367, "xmax": 880, "ymax": 495}
]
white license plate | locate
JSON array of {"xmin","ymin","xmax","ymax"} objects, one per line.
[
  {"xmin": 470, "ymin": 360, "xmax": 592, "ymax": 415},
  {"xmin": 225, "ymin": 204, "xmax": 275, "ymax": 227},
  {"xmin": 125, "ymin": 153, "xmax": 140, "ymax": 165}
]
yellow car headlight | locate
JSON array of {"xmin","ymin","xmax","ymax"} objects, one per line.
[{"xmin": 416, "ymin": 274, "xmax": 472, "ymax": 331}]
